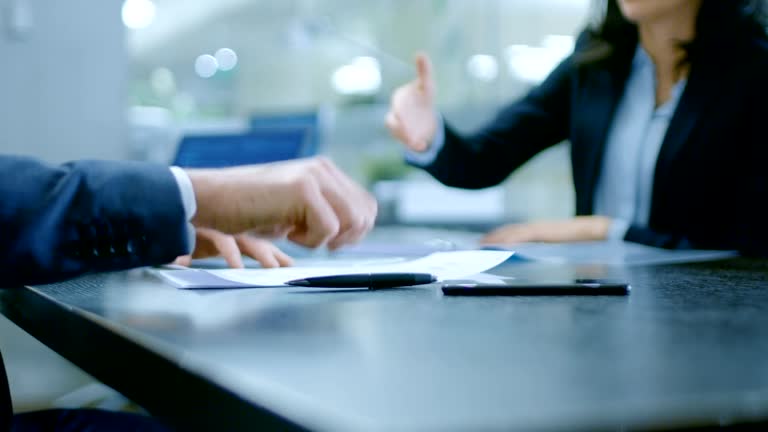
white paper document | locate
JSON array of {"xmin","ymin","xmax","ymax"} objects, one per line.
[{"xmin": 156, "ymin": 251, "xmax": 513, "ymax": 289}]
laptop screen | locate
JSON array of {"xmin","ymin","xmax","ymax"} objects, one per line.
[
  {"xmin": 250, "ymin": 112, "xmax": 321, "ymax": 156},
  {"xmin": 172, "ymin": 127, "xmax": 310, "ymax": 168}
]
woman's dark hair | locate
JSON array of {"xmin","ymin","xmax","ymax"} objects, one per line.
[{"xmin": 579, "ymin": 0, "xmax": 768, "ymax": 67}]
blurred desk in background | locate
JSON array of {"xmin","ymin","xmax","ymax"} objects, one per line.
[
  {"xmin": 373, "ymin": 180, "xmax": 510, "ymax": 231},
  {"xmin": 2, "ymin": 227, "xmax": 768, "ymax": 431}
]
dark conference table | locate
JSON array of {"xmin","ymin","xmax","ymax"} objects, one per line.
[{"xmin": 2, "ymin": 244, "xmax": 768, "ymax": 431}]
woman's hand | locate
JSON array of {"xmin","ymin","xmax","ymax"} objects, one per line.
[
  {"xmin": 480, "ymin": 216, "xmax": 612, "ymax": 245},
  {"xmin": 174, "ymin": 227, "xmax": 293, "ymax": 269},
  {"xmin": 385, "ymin": 53, "xmax": 439, "ymax": 152}
]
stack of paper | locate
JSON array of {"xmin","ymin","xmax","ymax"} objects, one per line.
[{"xmin": 155, "ymin": 251, "xmax": 513, "ymax": 289}]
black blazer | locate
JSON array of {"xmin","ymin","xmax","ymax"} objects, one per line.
[
  {"xmin": 0, "ymin": 156, "xmax": 190, "ymax": 424},
  {"xmin": 420, "ymin": 31, "xmax": 768, "ymax": 254}
]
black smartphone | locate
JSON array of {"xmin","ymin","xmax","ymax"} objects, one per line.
[{"xmin": 441, "ymin": 279, "xmax": 630, "ymax": 296}]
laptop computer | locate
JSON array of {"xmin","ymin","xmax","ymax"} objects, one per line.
[{"xmin": 172, "ymin": 126, "xmax": 311, "ymax": 168}]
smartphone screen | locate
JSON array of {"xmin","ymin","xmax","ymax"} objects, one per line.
[{"xmin": 441, "ymin": 279, "xmax": 630, "ymax": 296}]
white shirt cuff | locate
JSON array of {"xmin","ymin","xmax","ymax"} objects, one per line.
[
  {"xmin": 404, "ymin": 113, "xmax": 445, "ymax": 166},
  {"xmin": 169, "ymin": 166, "xmax": 197, "ymax": 253},
  {"xmin": 607, "ymin": 218, "xmax": 630, "ymax": 241}
]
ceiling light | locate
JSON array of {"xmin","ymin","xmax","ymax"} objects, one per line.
[
  {"xmin": 194, "ymin": 54, "xmax": 218, "ymax": 79},
  {"xmin": 121, "ymin": 0, "xmax": 156, "ymax": 30}
]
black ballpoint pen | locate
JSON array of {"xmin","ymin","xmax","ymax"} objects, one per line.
[{"xmin": 286, "ymin": 273, "xmax": 437, "ymax": 289}]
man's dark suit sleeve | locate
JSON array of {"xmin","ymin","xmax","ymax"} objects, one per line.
[
  {"xmin": 414, "ymin": 53, "xmax": 573, "ymax": 190},
  {"xmin": 0, "ymin": 156, "xmax": 191, "ymax": 286}
]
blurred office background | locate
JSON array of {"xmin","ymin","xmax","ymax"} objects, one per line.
[{"xmin": 0, "ymin": 0, "xmax": 588, "ymax": 411}]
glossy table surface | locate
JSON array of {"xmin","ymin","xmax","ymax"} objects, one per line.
[{"xmin": 2, "ymin": 234, "xmax": 768, "ymax": 431}]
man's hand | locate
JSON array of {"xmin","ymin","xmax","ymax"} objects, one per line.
[
  {"xmin": 174, "ymin": 227, "xmax": 293, "ymax": 269},
  {"xmin": 186, "ymin": 157, "xmax": 377, "ymax": 251},
  {"xmin": 480, "ymin": 216, "xmax": 612, "ymax": 245},
  {"xmin": 385, "ymin": 53, "xmax": 438, "ymax": 152}
]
